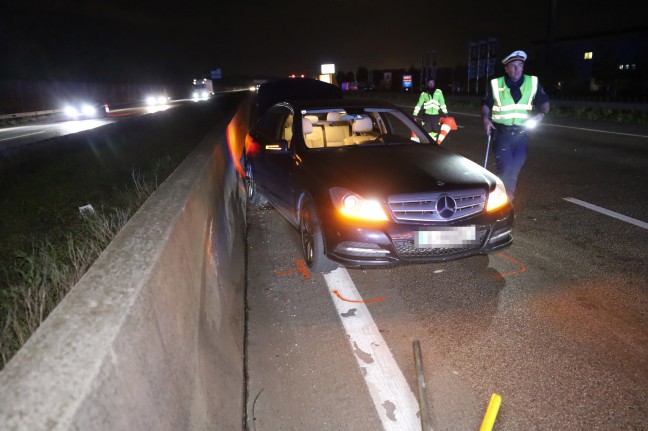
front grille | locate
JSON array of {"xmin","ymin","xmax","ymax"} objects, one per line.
[
  {"xmin": 393, "ymin": 227, "xmax": 488, "ymax": 258},
  {"xmin": 388, "ymin": 189, "xmax": 486, "ymax": 222}
]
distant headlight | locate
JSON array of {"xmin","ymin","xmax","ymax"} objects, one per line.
[
  {"xmin": 81, "ymin": 104, "xmax": 96, "ymax": 116},
  {"xmin": 64, "ymin": 106, "xmax": 79, "ymax": 117},
  {"xmin": 330, "ymin": 187, "xmax": 389, "ymax": 221},
  {"xmin": 157, "ymin": 96, "xmax": 168, "ymax": 104},
  {"xmin": 486, "ymin": 178, "xmax": 509, "ymax": 212},
  {"xmin": 146, "ymin": 96, "xmax": 156, "ymax": 105}
]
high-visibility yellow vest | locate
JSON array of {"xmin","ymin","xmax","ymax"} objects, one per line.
[
  {"xmin": 413, "ymin": 89, "xmax": 447, "ymax": 116},
  {"xmin": 490, "ymin": 75, "xmax": 538, "ymax": 126}
]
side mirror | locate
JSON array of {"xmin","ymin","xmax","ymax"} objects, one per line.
[{"xmin": 265, "ymin": 139, "xmax": 289, "ymax": 152}]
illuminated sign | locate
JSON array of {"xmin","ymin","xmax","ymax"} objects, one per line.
[
  {"xmin": 321, "ymin": 64, "xmax": 335, "ymax": 74},
  {"xmin": 402, "ymin": 74, "xmax": 412, "ymax": 88}
]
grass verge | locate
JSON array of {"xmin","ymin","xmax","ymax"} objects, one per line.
[
  {"xmin": 0, "ymin": 97, "xmax": 240, "ymax": 369},
  {"xmin": 0, "ymin": 170, "xmax": 157, "ymax": 367}
]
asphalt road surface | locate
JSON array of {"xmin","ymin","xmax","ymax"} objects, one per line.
[
  {"xmin": 0, "ymin": 103, "xmax": 182, "ymax": 151},
  {"xmin": 245, "ymin": 111, "xmax": 648, "ymax": 430}
]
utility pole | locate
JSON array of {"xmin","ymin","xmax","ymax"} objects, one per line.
[
  {"xmin": 546, "ymin": 0, "xmax": 557, "ymax": 87},
  {"xmin": 420, "ymin": 51, "xmax": 437, "ymax": 89}
]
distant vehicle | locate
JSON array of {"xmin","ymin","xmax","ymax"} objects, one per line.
[
  {"xmin": 341, "ymin": 82, "xmax": 375, "ymax": 91},
  {"xmin": 192, "ymin": 78, "xmax": 214, "ymax": 101},
  {"xmin": 145, "ymin": 94, "xmax": 171, "ymax": 106},
  {"xmin": 62, "ymin": 101, "xmax": 109, "ymax": 119},
  {"xmin": 243, "ymin": 79, "xmax": 513, "ymax": 272}
]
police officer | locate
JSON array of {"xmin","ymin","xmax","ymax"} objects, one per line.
[
  {"xmin": 413, "ymin": 79, "xmax": 448, "ymax": 139},
  {"xmin": 481, "ymin": 50, "xmax": 550, "ymax": 202}
]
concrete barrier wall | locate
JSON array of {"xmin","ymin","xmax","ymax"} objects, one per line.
[{"xmin": 0, "ymin": 97, "xmax": 252, "ymax": 430}]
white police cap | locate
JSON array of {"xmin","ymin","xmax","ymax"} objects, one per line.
[{"xmin": 502, "ymin": 50, "xmax": 527, "ymax": 65}]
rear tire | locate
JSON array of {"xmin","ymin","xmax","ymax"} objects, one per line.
[
  {"xmin": 245, "ymin": 163, "xmax": 268, "ymax": 206},
  {"xmin": 300, "ymin": 200, "xmax": 338, "ymax": 273}
]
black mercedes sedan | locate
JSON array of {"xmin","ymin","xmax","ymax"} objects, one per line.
[{"xmin": 244, "ymin": 96, "xmax": 513, "ymax": 273}]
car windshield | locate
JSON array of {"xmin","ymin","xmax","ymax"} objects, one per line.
[{"xmin": 300, "ymin": 107, "xmax": 434, "ymax": 149}]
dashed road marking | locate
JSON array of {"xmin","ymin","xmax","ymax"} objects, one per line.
[
  {"xmin": 564, "ymin": 197, "xmax": 648, "ymax": 229},
  {"xmin": 0, "ymin": 131, "xmax": 46, "ymax": 141}
]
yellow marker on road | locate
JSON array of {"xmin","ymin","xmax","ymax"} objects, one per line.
[{"xmin": 479, "ymin": 393, "xmax": 502, "ymax": 431}]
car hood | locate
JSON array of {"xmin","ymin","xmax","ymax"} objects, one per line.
[{"xmin": 301, "ymin": 145, "xmax": 497, "ymax": 197}]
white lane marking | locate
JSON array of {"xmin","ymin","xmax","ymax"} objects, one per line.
[
  {"xmin": 0, "ymin": 131, "xmax": 46, "ymax": 142},
  {"xmin": 323, "ymin": 267, "xmax": 422, "ymax": 431},
  {"xmin": 453, "ymin": 112, "xmax": 648, "ymax": 138},
  {"xmin": 564, "ymin": 197, "xmax": 648, "ymax": 229},
  {"xmin": 546, "ymin": 123, "xmax": 648, "ymax": 138}
]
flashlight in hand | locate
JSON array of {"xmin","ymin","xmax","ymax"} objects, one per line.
[
  {"xmin": 525, "ymin": 112, "xmax": 546, "ymax": 129},
  {"xmin": 525, "ymin": 118, "xmax": 539, "ymax": 129}
]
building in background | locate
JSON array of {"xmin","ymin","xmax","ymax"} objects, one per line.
[{"xmin": 534, "ymin": 26, "xmax": 648, "ymax": 101}]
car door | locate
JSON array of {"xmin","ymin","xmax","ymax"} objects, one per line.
[{"xmin": 251, "ymin": 105, "xmax": 296, "ymax": 217}]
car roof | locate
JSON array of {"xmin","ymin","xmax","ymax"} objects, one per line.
[{"xmin": 256, "ymin": 78, "xmax": 342, "ymax": 114}]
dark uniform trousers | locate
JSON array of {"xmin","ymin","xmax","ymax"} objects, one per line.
[
  {"xmin": 422, "ymin": 113, "xmax": 441, "ymax": 134},
  {"xmin": 493, "ymin": 124, "xmax": 528, "ymax": 201}
]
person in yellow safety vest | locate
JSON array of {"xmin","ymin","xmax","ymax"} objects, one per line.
[
  {"xmin": 481, "ymin": 50, "xmax": 550, "ymax": 203},
  {"xmin": 413, "ymin": 79, "xmax": 448, "ymax": 139}
]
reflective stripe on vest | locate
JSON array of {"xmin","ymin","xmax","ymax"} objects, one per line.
[
  {"xmin": 490, "ymin": 75, "xmax": 538, "ymax": 126},
  {"xmin": 413, "ymin": 89, "xmax": 446, "ymax": 116}
]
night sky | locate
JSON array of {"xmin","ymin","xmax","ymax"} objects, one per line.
[{"xmin": 1, "ymin": 0, "xmax": 643, "ymax": 84}]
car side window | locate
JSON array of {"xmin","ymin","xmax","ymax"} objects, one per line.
[
  {"xmin": 383, "ymin": 112, "xmax": 417, "ymax": 140},
  {"xmin": 258, "ymin": 106, "xmax": 291, "ymax": 141}
]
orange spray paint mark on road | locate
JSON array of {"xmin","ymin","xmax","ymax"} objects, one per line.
[
  {"xmin": 275, "ymin": 259, "xmax": 311, "ymax": 280},
  {"xmin": 493, "ymin": 252, "xmax": 527, "ymax": 279},
  {"xmin": 332, "ymin": 290, "xmax": 384, "ymax": 303}
]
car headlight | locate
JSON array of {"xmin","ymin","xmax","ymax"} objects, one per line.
[
  {"xmin": 64, "ymin": 106, "xmax": 79, "ymax": 117},
  {"xmin": 157, "ymin": 96, "xmax": 167, "ymax": 104},
  {"xmin": 486, "ymin": 178, "xmax": 509, "ymax": 212},
  {"xmin": 330, "ymin": 187, "xmax": 389, "ymax": 221},
  {"xmin": 81, "ymin": 104, "xmax": 96, "ymax": 116}
]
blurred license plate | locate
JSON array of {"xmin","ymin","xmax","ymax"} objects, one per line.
[{"xmin": 415, "ymin": 226, "xmax": 477, "ymax": 247}]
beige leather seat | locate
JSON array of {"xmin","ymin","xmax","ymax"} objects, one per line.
[
  {"xmin": 344, "ymin": 117, "xmax": 375, "ymax": 144},
  {"xmin": 303, "ymin": 117, "xmax": 324, "ymax": 148},
  {"xmin": 283, "ymin": 115, "xmax": 293, "ymax": 142},
  {"xmin": 304, "ymin": 114, "xmax": 319, "ymax": 124},
  {"xmin": 326, "ymin": 112, "xmax": 343, "ymax": 122},
  {"xmin": 324, "ymin": 112, "xmax": 350, "ymax": 147}
]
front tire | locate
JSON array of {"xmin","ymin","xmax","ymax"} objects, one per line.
[
  {"xmin": 245, "ymin": 163, "xmax": 268, "ymax": 206},
  {"xmin": 300, "ymin": 200, "xmax": 338, "ymax": 273}
]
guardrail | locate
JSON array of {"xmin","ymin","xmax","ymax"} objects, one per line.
[
  {"xmin": 0, "ymin": 109, "xmax": 62, "ymax": 120},
  {"xmin": 0, "ymin": 96, "xmax": 252, "ymax": 430}
]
